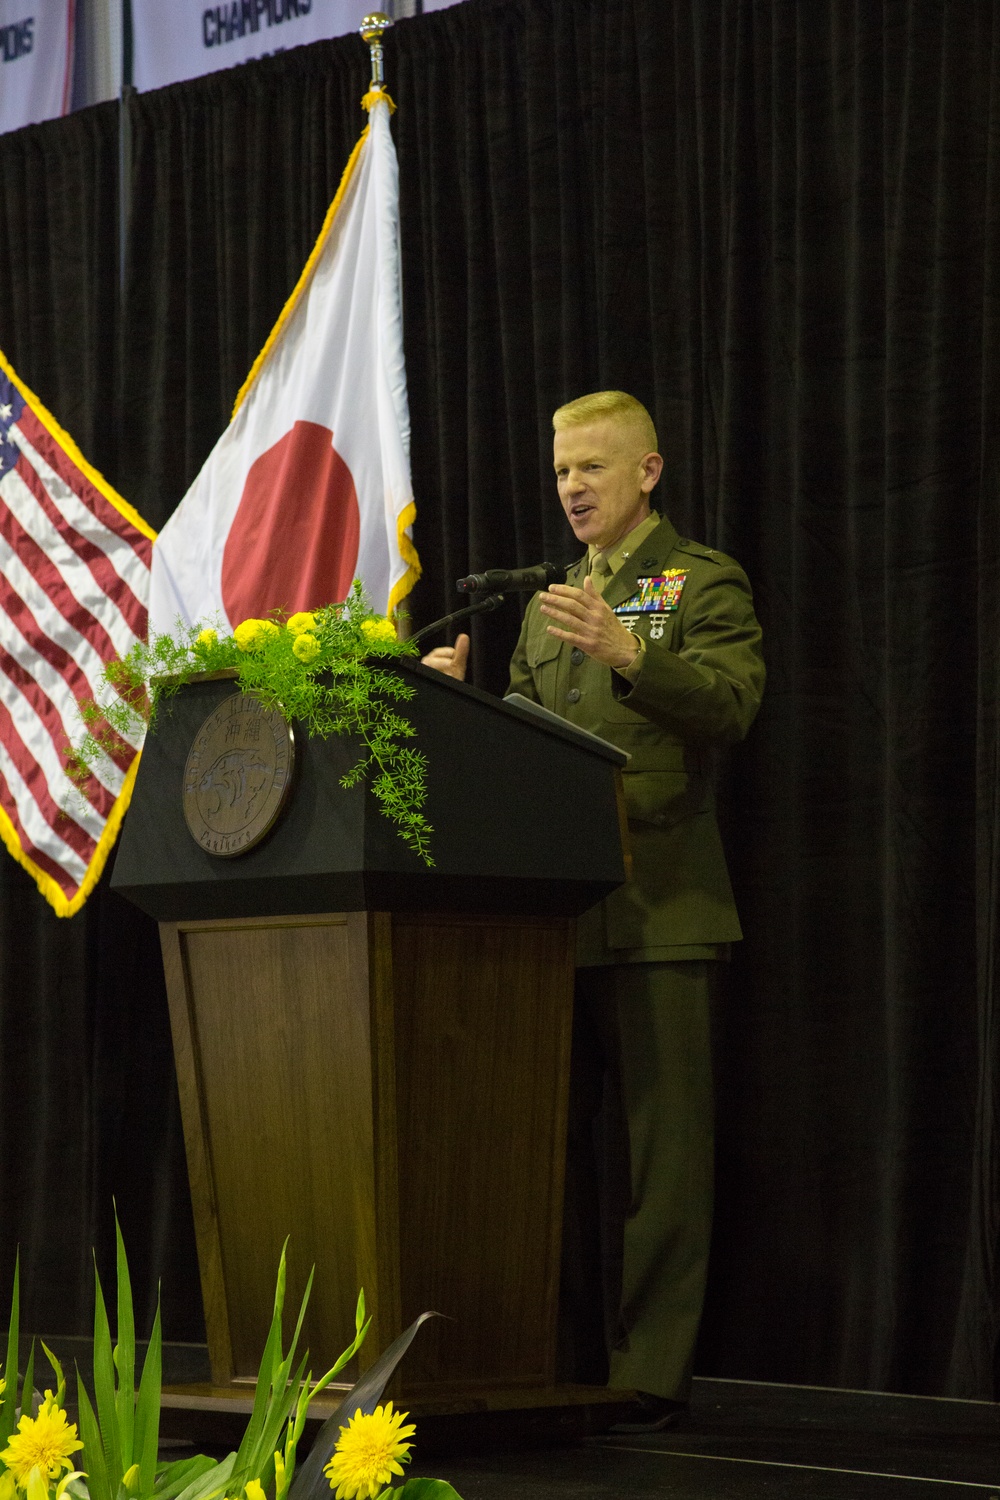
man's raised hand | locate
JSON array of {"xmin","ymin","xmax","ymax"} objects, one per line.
[
  {"xmin": 538, "ymin": 575, "xmax": 640, "ymax": 671},
  {"xmin": 421, "ymin": 631, "xmax": 470, "ymax": 681}
]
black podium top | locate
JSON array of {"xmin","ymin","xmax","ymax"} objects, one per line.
[{"xmin": 111, "ymin": 660, "xmax": 628, "ymax": 922}]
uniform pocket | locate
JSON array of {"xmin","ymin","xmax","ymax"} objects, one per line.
[
  {"xmin": 602, "ymin": 626, "xmax": 679, "ymax": 721},
  {"xmin": 526, "ymin": 632, "xmax": 563, "ymax": 702},
  {"xmin": 604, "ymin": 727, "xmax": 688, "ymax": 774},
  {"xmin": 624, "ymin": 767, "xmax": 707, "ymax": 826},
  {"xmin": 604, "ymin": 695, "xmax": 653, "ymax": 725},
  {"xmin": 529, "ymin": 635, "xmax": 561, "ymax": 669}
]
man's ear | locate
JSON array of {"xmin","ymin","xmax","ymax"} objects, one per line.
[{"xmin": 640, "ymin": 452, "xmax": 664, "ymax": 494}]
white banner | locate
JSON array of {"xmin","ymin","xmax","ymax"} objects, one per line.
[
  {"xmin": 0, "ymin": 0, "xmax": 74, "ymax": 136},
  {"xmin": 132, "ymin": 0, "xmax": 462, "ymax": 95}
]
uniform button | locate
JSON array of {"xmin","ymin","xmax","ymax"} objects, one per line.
[
  {"xmin": 567, "ymin": 688, "xmax": 581, "ymax": 704},
  {"xmin": 570, "ymin": 648, "xmax": 584, "ymax": 665}
]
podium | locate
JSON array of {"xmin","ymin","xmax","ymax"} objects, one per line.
[{"xmin": 113, "ymin": 661, "xmax": 628, "ymax": 1412}]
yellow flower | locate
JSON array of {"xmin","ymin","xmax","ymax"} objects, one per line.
[
  {"xmin": 272, "ymin": 1451, "xmax": 287, "ymax": 1500},
  {"xmin": 292, "ymin": 633, "xmax": 321, "ymax": 664},
  {"xmin": 286, "ymin": 612, "xmax": 318, "ymax": 636},
  {"xmin": 195, "ymin": 628, "xmax": 218, "ymax": 652},
  {"xmin": 0, "ymin": 1392, "xmax": 83, "ymax": 1487},
  {"xmin": 323, "ymin": 1402, "xmax": 415, "ymax": 1500},
  {"xmin": 233, "ymin": 619, "xmax": 280, "ymax": 652},
  {"xmin": 360, "ymin": 618, "xmax": 397, "ymax": 646},
  {"xmin": 245, "ymin": 1480, "xmax": 267, "ymax": 1500}
]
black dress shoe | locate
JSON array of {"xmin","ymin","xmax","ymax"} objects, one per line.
[{"xmin": 611, "ymin": 1391, "xmax": 689, "ymax": 1433}]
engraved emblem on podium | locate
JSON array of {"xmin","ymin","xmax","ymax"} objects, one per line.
[{"xmin": 182, "ymin": 692, "xmax": 295, "ymax": 857}]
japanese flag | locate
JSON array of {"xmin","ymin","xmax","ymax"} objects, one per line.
[{"xmin": 149, "ymin": 92, "xmax": 419, "ymax": 635}]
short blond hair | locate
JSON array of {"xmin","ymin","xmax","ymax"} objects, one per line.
[{"xmin": 552, "ymin": 390, "xmax": 658, "ymax": 454}]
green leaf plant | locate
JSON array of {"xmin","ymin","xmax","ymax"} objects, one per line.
[
  {"xmin": 71, "ymin": 1231, "xmax": 370, "ymax": 1500},
  {"xmin": 67, "ymin": 584, "xmax": 433, "ymax": 865},
  {"xmin": 0, "ymin": 1256, "xmax": 21, "ymax": 1452},
  {"xmin": 0, "ymin": 1228, "xmax": 463, "ymax": 1500}
]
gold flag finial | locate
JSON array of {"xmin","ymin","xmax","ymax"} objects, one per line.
[{"xmin": 360, "ymin": 12, "xmax": 393, "ymax": 92}]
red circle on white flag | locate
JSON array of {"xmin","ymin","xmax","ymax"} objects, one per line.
[{"xmin": 221, "ymin": 420, "xmax": 361, "ymax": 623}]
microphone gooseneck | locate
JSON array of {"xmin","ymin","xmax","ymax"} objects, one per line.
[{"xmin": 409, "ymin": 592, "xmax": 505, "ymax": 647}]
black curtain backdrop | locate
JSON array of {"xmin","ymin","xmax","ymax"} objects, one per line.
[{"xmin": 0, "ymin": 0, "xmax": 997, "ymax": 1397}]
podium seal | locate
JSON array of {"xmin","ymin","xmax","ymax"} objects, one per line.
[{"xmin": 183, "ymin": 692, "xmax": 295, "ymax": 857}]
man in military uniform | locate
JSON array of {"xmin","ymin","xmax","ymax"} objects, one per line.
[{"xmin": 423, "ymin": 391, "xmax": 764, "ymax": 1425}]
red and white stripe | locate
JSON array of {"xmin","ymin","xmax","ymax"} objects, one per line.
[{"xmin": 0, "ymin": 403, "xmax": 152, "ymax": 912}]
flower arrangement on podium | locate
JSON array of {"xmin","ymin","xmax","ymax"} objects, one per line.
[
  {"xmin": 70, "ymin": 584, "xmax": 433, "ymax": 864},
  {"xmin": 0, "ymin": 1230, "xmax": 463, "ymax": 1500}
]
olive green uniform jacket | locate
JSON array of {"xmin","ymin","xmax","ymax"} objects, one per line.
[{"xmin": 507, "ymin": 514, "xmax": 765, "ymax": 962}]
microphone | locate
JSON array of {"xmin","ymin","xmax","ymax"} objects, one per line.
[{"xmin": 456, "ymin": 561, "xmax": 566, "ymax": 594}]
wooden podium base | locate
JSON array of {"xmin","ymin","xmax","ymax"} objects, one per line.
[
  {"xmin": 161, "ymin": 909, "xmax": 577, "ymax": 1393},
  {"xmin": 159, "ymin": 1382, "xmax": 636, "ymax": 1454}
]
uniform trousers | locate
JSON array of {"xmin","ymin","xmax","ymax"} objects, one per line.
[{"xmin": 557, "ymin": 960, "xmax": 715, "ymax": 1401}]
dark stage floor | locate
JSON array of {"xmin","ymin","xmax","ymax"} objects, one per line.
[{"xmin": 400, "ymin": 1377, "xmax": 1000, "ymax": 1499}]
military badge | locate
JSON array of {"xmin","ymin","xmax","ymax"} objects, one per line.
[{"xmin": 614, "ymin": 571, "xmax": 688, "ymax": 638}]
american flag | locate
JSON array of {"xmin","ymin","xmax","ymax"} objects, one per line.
[{"xmin": 0, "ymin": 353, "xmax": 155, "ymax": 917}]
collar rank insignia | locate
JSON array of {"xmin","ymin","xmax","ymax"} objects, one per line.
[{"xmin": 614, "ymin": 571, "xmax": 688, "ymax": 640}]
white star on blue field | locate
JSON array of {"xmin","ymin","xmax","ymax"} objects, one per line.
[{"xmin": 0, "ymin": 379, "xmax": 24, "ymax": 477}]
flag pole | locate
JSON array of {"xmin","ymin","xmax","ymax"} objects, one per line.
[
  {"xmin": 359, "ymin": 9, "xmax": 414, "ymax": 638},
  {"xmin": 360, "ymin": 11, "xmax": 394, "ymax": 93}
]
